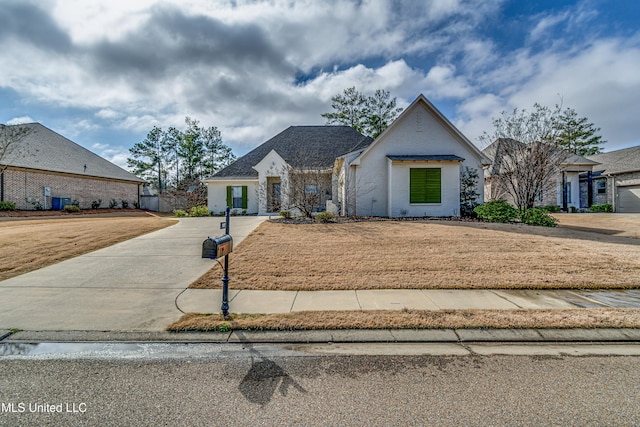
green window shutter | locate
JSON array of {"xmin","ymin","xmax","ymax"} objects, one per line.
[
  {"xmin": 226, "ymin": 186, "xmax": 232, "ymax": 208},
  {"xmin": 424, "ymin": 168, "xmax": 441, "ymax": 203},
  {"xmin": 241, "ymin": 186, "xmax": 248, "ymax": 209},
  {"xmin": 410, "ymin": 168, "xmax": 441, "ymax": 203},
  {"xmin": 410, "ymin": 169, "xmax": 427, "ymax": 203}
]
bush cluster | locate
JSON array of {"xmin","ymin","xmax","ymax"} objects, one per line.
[
  {"xmin": 474, "ymin": 200, "xmax": 558, "ymax": 227},
  {"xmin": 91, "ymin": 199, "xmax": 102, "ymax": 209},
  {"xmin": 542, "ymin": 205, "xmax": 561, "ymax": 213},
  {"xmin": 590, "ymin": 204, "xmax": 613, "ymax": 213},
  {"xmin": 189, "ymin": 205, "xmax": 211, "ymax": 217},
  {"xmin": 0, "ymin": 201, "xmax": 16, "ymax": 211},
  {"xmin": 173, "ymin": 205, "xmax": 211, "ymax": 217},
  {"xmin": 314, "ymin": 211, "xmax": 336, "ymax": 223},
  {"xmin": 63, "ymin": 205, "xmax": 81, "ymax": 213},
  {"xmin": 521, "ymin": 207, "xmax": 558, "ymax": 227},
  {"xmin": 473, "ymin": 200, "xmax": 519, "ymax": 223},
  {"xmin": 278, "ymin": 210, "xmax": 292, "ymax": 219}
]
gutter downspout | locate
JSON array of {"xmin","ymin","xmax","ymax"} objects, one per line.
[{"xmin": 1, "ymin": 171, "xmax": 4, "ymax": 202}]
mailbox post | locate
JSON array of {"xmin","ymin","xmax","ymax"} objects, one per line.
[
  {"xmin": 221, "ymin": 207, "xmax": 231, "ymax": 316},
  {"xmin": 201, "ymin": 207, "xmax": 233, "ymax": 317}
]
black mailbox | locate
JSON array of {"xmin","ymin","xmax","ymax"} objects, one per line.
[{"xmin": 202, "ymin": 234, "xmax": 233, "ymax": 259}]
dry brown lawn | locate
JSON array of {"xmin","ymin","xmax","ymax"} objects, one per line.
[
  {"xmin": 167, "ymin": 308, "xmax": 640, "ymax": 331},
  {"xmin": 0, "ymin": 214, "xmax": 176, "ymax": 280},
  {"xmin": 555, "ymin": 213, "xmax": 640, "ymax": 239},
  {"xmin": 191, "ymin": 219, "xmax": 640, "ymax": 290}
]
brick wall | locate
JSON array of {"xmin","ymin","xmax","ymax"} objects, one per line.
[{"xmin": 2, "ymin": 168, "xmax": 140, "ymax": 210}]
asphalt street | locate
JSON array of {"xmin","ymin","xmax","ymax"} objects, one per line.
[{"xmin": 1, "ymin": 345, "xmax": 639, "ymax": 426}]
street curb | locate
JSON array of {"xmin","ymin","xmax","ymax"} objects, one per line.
[{"xmin": 2, "ymin": 328, "xmax": 640, "ymax": 344}]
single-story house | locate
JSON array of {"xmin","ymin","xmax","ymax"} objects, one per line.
[
  {"xmin": 483, "ymin": 138, "xmax": 599, "ymax": 210},
  {"xmin": 580, "ymin": 145, "xmax": 640, "ymax": 212},
  {"xmin": 0, "ymin": 123, "xmax": 145, "ymax": 210},
  {"xmin": 205, "ymin": 94, "xmax": 490, "ymax": 217}
]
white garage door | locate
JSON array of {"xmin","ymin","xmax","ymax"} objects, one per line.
[{"xmin": 618, "ymin": 185, "xmax": 640, "ymax": 213}]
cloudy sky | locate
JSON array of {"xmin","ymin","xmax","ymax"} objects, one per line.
[{"xmin": 1, "ymin": 0, "xmax": 639, "ymax": 169}]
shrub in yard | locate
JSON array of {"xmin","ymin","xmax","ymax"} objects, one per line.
[
  {"xmin": 315, "ymin": 211, "xmax": 336, "ymax": 223},
  {"xmin": 542, "ymin": 205, "xmax": 561, "ymax": 213},
  {"xmin": 121, "ymin": 199, "xmax": 129, "ymax": 209},
  {"xmin": 91, "ymin": 199, "xmax": 102, "ymax": 209},
  {"xmin": 109, "ymin": 199, "xmax": 118, "ymax": 209},
  {"xmin": 591, "ymin": 204, "xmax": 613, "ymax": 213},
  {"xmin": 474, "ymin": 200, "xmax": 519, "ymax": 223},
  {"xmin": 278, "ymin": 210, "xmax": 292, "ymax": 219},
  {"xmin": 63, "ymin": 205, "xmax": 81, "ymax": 213},
  {"xmin": 521, "ymin": 207, "xmax": 558, "ymax": 227},
  {"xmin": 0, "ymin": 201, "xmax": 16, "ymax": 211},
  {"xmin": 173, "ymin": 209, "xmax": 189, "ymax": 218},
  {"xmin": 189, "ymin": 205, "xmax": 211, "ymax": 217}
]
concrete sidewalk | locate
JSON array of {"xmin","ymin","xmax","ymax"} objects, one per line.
[{"xmin": 176, "ymin": 288, "xmax": 630, "ymax": 314}]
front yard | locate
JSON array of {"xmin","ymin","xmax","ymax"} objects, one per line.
[
  {"xmin": 0, "ymin": 213, "xmax": 175, "ymax": 281},
  {"xmin": 191, "ymin": 217, "xmax": 640, "ymax": 290}
]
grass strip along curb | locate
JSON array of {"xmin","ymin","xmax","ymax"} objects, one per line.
[{"xmin": 166, "ymin": 308, "xmax": 640, "ymax": 332}]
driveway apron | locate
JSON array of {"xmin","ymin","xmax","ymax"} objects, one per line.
[{"xmin": 0, "ymin": 216, "xmax": 266, "ymax": 331}]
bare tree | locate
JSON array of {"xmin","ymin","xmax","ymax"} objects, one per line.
[
  {"xmin": 256, "ymin": 160, "xmax": 331, "ymax": 218},
  {"xmin": 285, "ymin": 167, "xmax": 331, "ymax": 218},
  {"xmin": 480, "ymin": 104, "xmax": 569, "ymax": 211}
]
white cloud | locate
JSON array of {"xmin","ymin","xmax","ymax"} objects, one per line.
[
  {"xmin": 530, "ymin": 12, "xmax": 568, "ymax": 41},
  {"xmin": 7, "ymin": 116, "xmax": 35, "ymax": 124},
  {"xmin": 1, "ymin": 0, "xmax": 638, "ymax": 156}
]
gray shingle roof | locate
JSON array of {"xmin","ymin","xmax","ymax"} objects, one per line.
[
  {"xmin": 1, "ymin": 123, "xmax": 144, "ymax": 183},
  {"xmin": 211, "ymin": 126, "xmax": 373, "ymax": 178},
  {"xmin": 587, "ymin": 145, "xmax": 640, "ymax": 175}
]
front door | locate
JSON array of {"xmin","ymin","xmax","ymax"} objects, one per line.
[{"xmin": 270, "ymin": 182, "xmax": 281, "ymax": 212}]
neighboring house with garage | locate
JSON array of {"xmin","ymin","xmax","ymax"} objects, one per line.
[
  {"xmin": 0, "ymin": 123, "xmax": 145, "ymax": 210},
  {"xmin": 581, "ymin": 145, "xmax": 640, "ymax": 212},
  {"xmin": 204, "ymin": 94, "xmax": 490, "ymax": 217},
  {"xmin": 483, "ymin": 139, "xmax": 599, "ymax": 211}
]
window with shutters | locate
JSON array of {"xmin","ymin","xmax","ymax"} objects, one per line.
[
  {"xmin": 226, "ymin": 186, "xmax": 248, "ymax": 209},
  {"xmin": 410, "ymin": 168, "xmax": 441, "ymax": 204}
]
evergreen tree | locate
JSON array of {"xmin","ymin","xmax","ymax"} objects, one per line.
[
  {"xmin": 322, "ymin": 87, "xmax": 403, "ymax": 138},
  {"xmin": 127, "ymin": 126, "xmax": 172, "ymax": 192},
  {"xmin": 555, "ymin": 108, "xmax": 605, "ymax": 156}
]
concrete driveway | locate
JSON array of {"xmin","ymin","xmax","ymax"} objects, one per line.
[{"xmin": 0, "ymin": 216, "xmax": 266, "ymax": 331}]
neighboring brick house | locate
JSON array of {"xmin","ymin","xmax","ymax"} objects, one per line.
[
  {"xmin": 580, "ymin": 145, "xmax": 640, "ymax": 212},
  {"xmin": 0, "ymin": 123, "xmax": 145, "ymax": 210}
]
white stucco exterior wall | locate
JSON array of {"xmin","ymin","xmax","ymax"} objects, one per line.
[
  {"xmin": 351, "ymin": 101, "xmax": 486, "ymax": 217},
  {"xmin": 252, "ymin": 150, "xmax": 290, "ymax": 215},
  {"xmin": 387, "ymin": 159, "xmax": 462, "ymax": 217},
  {"xmin": 205, "ymin": 179, "xmax": 259, "ymax": 214}
]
